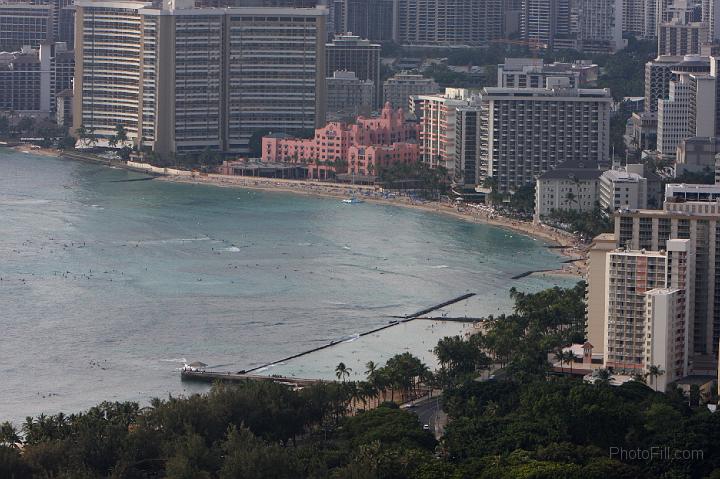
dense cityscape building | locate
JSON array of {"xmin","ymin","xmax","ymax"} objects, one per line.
[
  {"xmin": 325, "ymin": 70, "xmax": 374, "ymax": 122},
  {"xmin": 0, "ymin": 0, "xmax": 74, "ymax": 52},
  {"xmin": 73, "ymin": 0, "xmax": 327, "ymax": 157},
  {"xmin": 382, "ymin": 72, "xmax": 439, "ymax": 110},
  {"xmin": 394, "ymin": 0, "xmax": 504, "ymax": 47},
  {"xmin": 325, "ymin": 33, "xmax": 381, "ymax": 107},
  {"xmin": 0, "ymin": 41, "xmax": 73, "ymax": 117},
  {"xmin": 575, "ymin": 0, "xmax": 624, "ymax": 53},
  {"xmin": 0, "ymin": 2, "xmax": 52, "ymax": 52},
  {"xmin": 339, "ymin": 0, "xmax": 394, "ymax": 42}
]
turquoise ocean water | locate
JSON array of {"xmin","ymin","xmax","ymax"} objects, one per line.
[{"xmin": 0, "ymin": 149, "xmax": 575, "ymax": 423}]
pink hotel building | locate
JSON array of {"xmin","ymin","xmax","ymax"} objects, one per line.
[{"xmin": 261, "ymin": 103, "xmax": 419, "ymax": 179}]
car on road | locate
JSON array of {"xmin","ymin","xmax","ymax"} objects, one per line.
[{"xmin": 423, "ymin": 424, "xmax": 430, "ymax": 431}]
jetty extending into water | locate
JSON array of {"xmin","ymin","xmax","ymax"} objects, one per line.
[
  {"xmin": 180, "ymin": 370, "xmax": 320, "ymax": 387},
  {"xmin": 181, "ymin": 293, "xmax": 476, "ymax": 386}
]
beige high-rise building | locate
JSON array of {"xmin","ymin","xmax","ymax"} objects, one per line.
[
  {"xmin": 412, "ymin": 88, "xmax": 472, "ymax": 172},
  {"xmin": 74, "ymin": 0, "xmax": 327, "ymax": 158},
  {"xmin": 614, "ymin": 202, "xmax": 720, "ymax": 363},
  {"xmin": 603, "ymin": 239, "xmax": 694, "ymax": 390},
  {"xmin": 586, "ymin": 233, "xmax": 617, "ymax": 355}
]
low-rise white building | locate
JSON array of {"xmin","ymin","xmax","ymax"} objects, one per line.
[
  {"xmin": 599, "ymin": 169, "xmax": 648, "ymax": 211},
  {"xmin": 534, "ymin": 162, "xmax": 603, "ymax": 221},
  {"xmin": 665, "ymin": 183, "xmax": 720, "ymax": 202},
  {"xmin": 497, "ymin": 58, "xmax": 599, "ymax": 89}
]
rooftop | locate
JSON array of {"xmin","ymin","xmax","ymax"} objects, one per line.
[
  {"xmin": 601, "ymin": 170, "xmax": 644, "ymax": 182},
  {"xmin": 538, "ymin": 166, "xmax": 603, "ymax": 181}
]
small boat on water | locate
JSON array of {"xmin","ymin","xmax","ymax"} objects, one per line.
[{"xmin": 342, "ymin": 197, "xmax": 364, "ymax": 204}]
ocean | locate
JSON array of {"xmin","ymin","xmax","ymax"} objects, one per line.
[{"xmin": 0, "ymin": 149, "xmax": 576, "ymax": 424}]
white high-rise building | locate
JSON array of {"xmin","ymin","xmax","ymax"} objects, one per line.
[
  {"xmin": 656, "ymin": 60, "xmax": 717, "ymax": 159},
  {"xmin": 476, "ymin": 85, "xmax": 612, "ymax": 193},
  {"xmin": 74, "ymin": 0, "xmax": 327, "ymax": 157}
]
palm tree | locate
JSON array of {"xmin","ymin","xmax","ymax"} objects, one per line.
[
  {"xmin": 595, "ymin": 368, "xmax": 612, "ymax": 385},
  {"xmin": 554, "ymin": 349, "xmax": 567, "ymax": 373},
  {"xmin": 646, "ymin": 364, "xmax": 665, "ymax": 391},
  {"xmin": 114, "ymin": 124, "xmax": 128, "ymax": 145},
  {"xmin": 335, "ymin": 362, "xmax": 351, "ymax": 382},
  {"xmin": 565, "ymin": 191, "xmax": 577, "ymax": 207},
  {"xmin": 365, "ymin": 360, "xmax": 377, "ymax": 379},
  {"xmin": 0, "ymin": 421, "xmax": 21, "ymax": 448},
  {"xmin": 359, "ymin": 381, "xmax": 378, "ymax": 409}
]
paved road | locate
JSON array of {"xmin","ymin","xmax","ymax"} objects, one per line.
[{"xmin": 406, "ymin": 395, "xmax": 446, "ymax": 438}]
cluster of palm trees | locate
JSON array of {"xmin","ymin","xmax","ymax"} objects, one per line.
[
  {"xmin": 75, "ymin": 124, "xmax": 128, "ymax": 151},
  {"xmin": 553, "ymin": 349, "xmax": 577, "ymax": 374},
  {"xmin": 333, "ymin": 352, "xmax": 432, "ymax": 412}
]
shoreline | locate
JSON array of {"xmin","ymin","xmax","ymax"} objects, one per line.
[
  {"xmin": 162, "ymin": 174, "xmax": 586, "ymax": 277},
  {"xmin": 8, "ymin": 145, "xmax": 587, "ymax": 277}
]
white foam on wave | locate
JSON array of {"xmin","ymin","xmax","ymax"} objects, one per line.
[
  {"xmin": 140, "ymin": 237, "xmax": 211, "ymax": 245},
  {"xmin": 160, "ymin": 357, "xmax": 187, "ymax": 363},
  {"xmin": 224, "ymin": 246, "xmax": 241, "ymax": 252},
  {"xmin": 431, "ymin": 265, "xmax": 449, "ymax": 269}
]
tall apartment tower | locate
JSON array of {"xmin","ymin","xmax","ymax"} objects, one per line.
[
  {"xmin": 646, "ymin": 55, "xmax": 682, "ymax": 112},
  {"xmin": 656, "ymin": 60, "xmax": 716, "ymax": 159},
  {"xmin": 412, "ymin": 88, "xmax": 472, "ymax": 173},
  {"xmin": 0, "ymin": 3, "xmax": 52, "ymax": 52},
  {"xmin": 340, "ymin": 0, "xmax": 394, "ymax": 42},
  {"xmin": 325, "ymin": 33, "xmax": 381, "ymax": 107},
  {"xmin": 521, "ymin": 0, "xmax": 559, "ymax": 46},
  {"xmin": 477, "ymin": 85, "xmax": 612, "ymax": 193},
  {"xmin": 659, "ymin": 0, "xmax": 709, "ymax": 55},
  {"xmin": 576, "ymin": 0, "xmax": 624, "ymax": 53},
  {"xmin": 74, "ymin": 0, "xmax": 327, "ymax": 157},
  {"xmin": 455, "ymin": 105, "xmax": 481, "ymax": 188},
  {"xmin": 394, "ymin": 0, "xmax": 504, "ymax": 47},
  {"xmin": 624, "ymin": 0, "xmax": 646, "ymax": 37},
  {"xmin": 645, "ymin": 0, "xmax": 676, "ymax": 38},
  {"xmin": 614, "ymin": 202, "xmax": 720, "ymax": 362},
  {"xmin": 604, "ymin": 239, "xmax": 694, "ymax": 390}
]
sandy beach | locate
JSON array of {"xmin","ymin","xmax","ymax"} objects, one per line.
[{"xmin": 11, "ymin": 145, "xmax": 587, "ymax": 277}]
